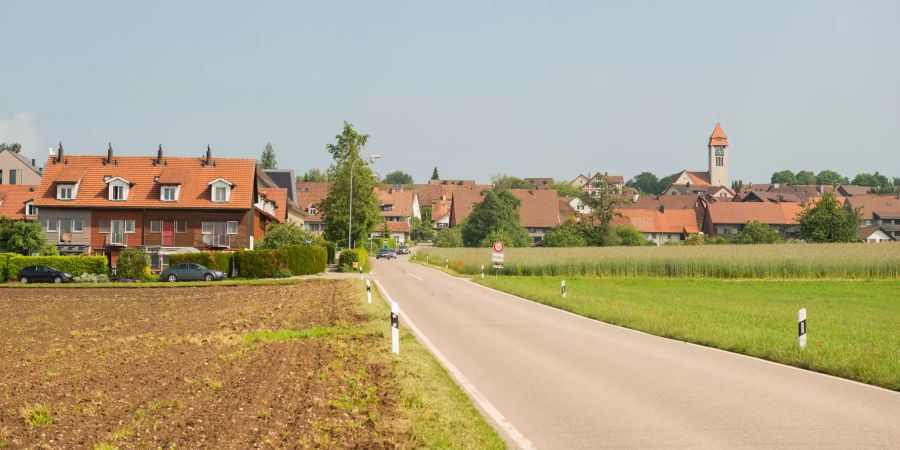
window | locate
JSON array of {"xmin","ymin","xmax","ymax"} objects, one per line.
[
  {"xmin": 161, "ymin": 186, "xmax": 177, "ymax": 201},
  {"xmin": 202, "ymin": 221, "xmax": 213, "ymax": 234},
  {"xmin": 214, "ymin": 186, "xmax": 228, "ymax": 202},
  {"xmin": 150, "ymin": 220, "xmax": 162, "ymax": 233},
  {"xmin": 226, "ymin": 221, "xmax": 238, "ymax": 235},
  {"xmin": 308, "ymin": 204, "xmax": 318, "ymax": 215},
  {"xmin": 716, "ymin": 156, "xmax": 724, "ymax": 167},
  {"xmin": 99, "ymin": 220, "xmax": 110, "ymax": 233},
  {"xmin": 176, "ymin": 220, "xmax": 187, "ymax": 233},
  {"xmin": 73, "ymin": 219, "xmax": 84, "ymax": 233},
  {"xmin": 9, "ymin": 170, "xmax": 17, "ymax": 185},
  {"xmin": 47, "ymin": 219, "xmax": 58, "ymax": 232},
  {"xmin": 25, "ymin": 202, "xmax": 37, "ymax": 216},
  {"xmin": 0, "ymin": 170, "xmax": 3, "ymax": 184},
  {"xmin": 58, "ymin": 185, "xmax": 74, "ymax": 200},
  {"xmin": 125, "ymin": 220, "xmax": 135, "ymax": 233},
  {"xmin": 111, "ymin": 185, "xmax": 125, "ymax": 200}
]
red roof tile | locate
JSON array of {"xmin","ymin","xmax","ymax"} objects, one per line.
[
  {"xmin": 706, "ymin": 202, "xmax": 804, "ymax": 225},
  {"xmin": 375, "ymin": 221, "xmax": 411, "ymax": 233},
  {"xmin": 295, "ymin": 182, "xmax": 330, "ymax": 222},
  {"xmin": 258, "ymin": 187, "xmax": 289, "ymax": 222},
  {"xmin": 0, "ymin": 185, "xmax": 37, "ymax": 220},
  {"xmin": 614, "ymin": 209, "xmax": 701, "ymax": 234},
  {"xmin": 709, "ymin": 122, "xmax": 729, "ymax": 147}
]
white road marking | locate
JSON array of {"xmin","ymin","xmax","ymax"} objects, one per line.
[
  {"xmin": 373, "ymin": 279, "xmax": 534, "ymax": 450},
  {"xmin": 407, "ymin": 272, "xmax": 424, "ymax": 281}
]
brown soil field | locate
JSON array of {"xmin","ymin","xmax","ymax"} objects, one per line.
[{"xmin": 0, "ymin": 281, "xmax": 408, "ymax": 449}]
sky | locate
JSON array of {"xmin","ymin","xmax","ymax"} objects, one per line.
[{"xmin": 1, "ymin": 1, "xmax": 898, "ymax": 185}]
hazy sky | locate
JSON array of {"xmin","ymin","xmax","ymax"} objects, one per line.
[{"xmin": 2, "ymin": 1, "xmax": 897, "ymax": 184}]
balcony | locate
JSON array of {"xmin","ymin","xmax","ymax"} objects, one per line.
[
  {"xmin": 106, "ymin": 232, "xmax": 128, "ymax": 247},
  {"xmin": 204, "ymin": 234, "xmax": 230, "ymax": 249}
]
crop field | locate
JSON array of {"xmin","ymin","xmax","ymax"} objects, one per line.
[
  {"xmin": 414, "ymin": 242, "xmax": 900, "ymax": 279},
  {"xmin": 0, "ymin": 281, "xmax": 502, "ymax": 449},
  {"xmin": 476, "ymin": 276, "xmax": 900, "ymax": 391}
]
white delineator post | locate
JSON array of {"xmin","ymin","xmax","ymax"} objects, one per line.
[
  {"xmin": 562, "ymin": 280, "xmax": 566, "ymax": 298},
  {"xmin": 798, "ymin": 308, "xmax": 807, "ymax": 349},
  {"xmin": 366, "ymin": 279, "xmax": 372, "ymax": 304},
  {"xmin": 359, "ymin": 265, "xmax": 363, "ymax": 280},
  {"xmin": 445, "ymin": 258, "xmax": 449, "ymax": 269},
  {"xmin": 481, "ymin": 265, "xmax": 485, "ymax": 279},
  {"xmin": 391, "ymin": 301, "xmax": 400, "ymax": 354}
]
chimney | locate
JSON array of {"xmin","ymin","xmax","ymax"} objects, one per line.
[
  {"xmin": 104, "ymin": 143, "xmax": 115, "ymax": 165},
  {"xmin": 31, "ymin": 158, "xmax": 35, "ymax": 167},
  {"xmin": 203, "ymin": 145, "xmax": 214, "ymax": 167},
  {"xmin": 632, "ymin": 193, "xmax": 639, "ymax": 204},
  {"xmin": 659, "ymin": 205, "xmax": 665, "ymax": 213},
  {"xmin": 55, "ymin": 142, "xmax": 64, "ymax": 164},
  {"xmin": 154, "ymin": 144, "xmax": 165, "ymax": 166}
]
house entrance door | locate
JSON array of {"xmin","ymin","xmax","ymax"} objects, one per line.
[{"xmin": 162, "ymin": 221, "xmax": 175, "ymax": 245}]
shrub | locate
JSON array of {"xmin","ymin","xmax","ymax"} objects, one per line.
[
  {"xmin": 258, "ymin": 222, "xmax": 316, "ymax": 249},
  {"xmin": 6, "ymin": 255, "xmax": 107, "ymax": 280},
  {"xmin": 326, "ymin": 242, "xmax": 336, "ymax": 264},
  {"xmin": 0, "ymin": 252, "xmax": 16, "ymax": 282},
  {"xmin": 74, "ymin": 272, "xmax": 109, "ymax": 283},
  {"xmin": 116, "ymin": 248, "xmax": 150, "ymax": 280},
  {"xmin": 434, "ymin": 227, "xmax": 463, "ymax": 247},
  {"xmin": 273, "ymin": 268, "xmax": 292, "ymax": 278},
  {"xmin": 338, "ymin": 248, "xmax": 369, "ymax": 272}
]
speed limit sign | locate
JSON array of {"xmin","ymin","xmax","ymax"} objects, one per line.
[
  {"xmin": 493, "ymin": 242, "xmax": 504, "ymax": 253},
  {"xmin": 491, "ymin": 242, "xmax": 505, "ymax": 268}
]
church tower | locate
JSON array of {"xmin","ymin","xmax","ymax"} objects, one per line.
[{"xmin": 708, "ymin": 122, "xmax": 729, "ymax": 186}]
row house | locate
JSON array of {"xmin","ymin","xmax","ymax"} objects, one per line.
[
  {"xmin": 260, "ymin": 168, "xmax": 305, "ymax": 224},
  {"xmin": 612, "ymin": 207, "xmax": 702, "ymax": 246},
  {"xmin": 0, "ymin": 147, "xmax": 43, "ymax": 185},
  {"xmin": 703, "ymin": 202, "xmax": 804, "ymax": 240},
  {"xmin": 0, "ymin": 184, "xmax": 38, "ymax": 221},
  {"xmin": 571, "ymin": 172, "xmax": 625, "ymax": 197},
  {"xmin": 371, "ymin": 188, "xmax": 421, "ymax": 244},
  {"xmin": 413, "ymin": 181, "xmax": 490, "ymax": 229},
  {"xmin": 449, "ymin": 188, "xmax": 561, "ymax": 244},
  {"xmin": 295, "ymin": 181, "xmax": 330, "ymax": 234},
  {"xmin": 34, "ymin": 145, "xmax": 281, "ymax": 271}
]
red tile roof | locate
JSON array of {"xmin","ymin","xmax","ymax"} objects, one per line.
[
  {"xmin": 509, "ymin": 189, "xmax": 562, "ymax": 228},
  {"xmin": 846, "ymin": 195, "xmax": 900, "ymax": 220},
  {"xmin": 623, "ymin": 194, "xmax": 700, "ymax": 210},
  {"xmin": 378, "ymin": 188, "xmax": 416, "ymax": 218},
  {"xmin": 709, "ymin": 122, "xmax": 729, "ymax": 147},
  {"xmin": 0, "ymin": 185, "xmax": 37, "ymax": 220},
  {"xmin": 449, "ymin": 188, "xmax": 485, "ymax": 226},
  {"xmin": 295, "ymin": 182, "xmax": 330, "ymax": 222},
  {"xmin": 35, "ymin": 154, "xmax": 256, "ymax": 209},
  {"xmin": 374, "ymin": 221, "xmax": 411, "ymax": 233},
  {"xmin": 258, "ymin": 187, "xmax": 289, "ymax": 222},
  {"xmin": 614, "ymin": 209, "xmax": 701, "ymax": 234},
  {"xmin": 706, "ymin": 202, "xmax": 804, "ymax": 225},
  {"xmin": 687, "ymin": 171, "xmax": 711, "ymax": 186}
]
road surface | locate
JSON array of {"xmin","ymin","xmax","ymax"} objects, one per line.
[{"xmin": 370, "ymin": 255, "xmax": 900, "ymax": 449}]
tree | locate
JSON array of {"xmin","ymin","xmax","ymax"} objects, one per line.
[
  {"xmin": 411, "ymin": 216, "xmax": 435, "ymax": 242},
  {"xmin": 612, "ymin": 226, "xmax": 646, "ymax": 246},
  {"xmin": 116, "ymin": 248, "xmax": 150, "ymax": 280},
  {"xmin": 795, "ymin": 170, "xmax": 816, "ymax": 185},
  {"xmin": 626, "ymin": 172, "xmax": 660, "ymax": 195},
  {"xmin": 299, "ymin": 168, "xmax": 329, "ymax": 182},
  {"xmin": 798, "ymin": 194, "xmax": 861, "ymax": 243},
  {"xmin": 0, "ymin": 219, "xmax": 45, "ymax": 255},
  {"xmin": 383, "ymin": 170, "xmax": 414, "ymax": 185},
  {"xmin": 732, "ymin": 221, "xmax": 783, "ymax": 244},
  {"xmin": 581, "ymin": 176, "xmax": 624, "ymax": 227},
  {"xmin": 771, "ymin": 170, "xmax": 797, "ymax": 185},
  {"xmin": 656, "ymin": 173, "xmax": 677, "ymax": 194},
  {"xmin": 816, "ymin": 170, "xmax": 848, "ymax": 185},
  {"xmin": 431, "ymin": 167, "xmax": 440, "ymax": 180},
  {"xmin": 259, "ymin": 222, "xmax": 316, "ymax": 249},
  {"xmin": 552, "ymin": 181, "xmax": 582, "ymax": 197},
  {"xmin": 320, "ymin": 122, "xmax": 381, "ymax": 247},
  {"xmin": 491, "ymin": 174, "xmax": 532, "ymax": 190},
  {"xmin": 731, "ymin": 180, "xmax": 744, "ymax": 192},
  {"xmin": 460, "ymin": 189, "xmax": 531, "ymax": 247},
  {"xmin": 851, "ymin": 172, "xmax": 892, "ymax": 188},
  {"xmin": 258, "ymin": 143, "xmax": 277, "ymax": 169},
  {"xmin": 433, "ymin": 227, "xmax": 463, "ymax": 247},
  {"xmin": 543, "ymin": 220, "xmax": 588, "ymax": 247},
  {"xmin": 0, "ymin": 142, "xmax": 22, "ymax": 154}
]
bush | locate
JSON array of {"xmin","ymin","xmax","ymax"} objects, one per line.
[
  {"xmin": 273, "ymin": 268, "xmax": 292, "ymax": 278},
  {"xmin": 0, "ymin": 252, "xmax": 16, "ymax": 282},
  {"xmin": 338, "ymin": 248, "xmax": 369, "ymax": 272},
  {"xmin": 326, "ymin": 242, "xmax": 336, "ymax": 264},
  {"xmin": 434, "ymin": 228, "xmax": 463, "ymax": 247},
  {"xmin": 116, "ymin": 249, "xmax": 150, "ymax": 280},
  {"xmin": 6, "ymin": 255, "xmax": 108, "ymax": 280},
  {"xmin": 74, "ymin": 273, "xmax": 109, "ymax": 283},
  {"xmin": 258, "ymin": 222, "xmax": 317, "ymax": 249}
]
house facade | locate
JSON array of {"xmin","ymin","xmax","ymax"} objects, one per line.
[
  {"xmin": 571, "ymin": 172, "xmax": 625, "ymax": 197},
  {"xmin": 613, "ymin": 207, "xmax": 702, "ymax": 246},
  {"xmin": 33, "ymin": 145, "xmax": 271, "ymax": 270},
  {"xmin": 295, "ymin": 181, "xmax": 330, "ymax": 234},
  {"xmin": 371, "ymin": 188, "xmax": 421, "ymax": 244},
  {"xmin": 846, "ymin": 195, "xmax": 900, "ymax": 240},
  {"xmin": 0, "ymin": 148, "xmax": 43, "ymax": 186}
]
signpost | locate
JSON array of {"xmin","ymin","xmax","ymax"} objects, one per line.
[
  {"xmin": 491, "ymin": 242, "xmax": 505, "ymax": 276},
  {"xmin": 798, "ymin": 308, "xmax": 807, "ymax": 349}
]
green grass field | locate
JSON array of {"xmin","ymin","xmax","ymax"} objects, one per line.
[
  {"xmin": 414, "ymin": 243, "xmax": 900, "ymax": 279},
  {"xmin": 475, "ymin": 276, "xmax": 900, "ymax": 391}
]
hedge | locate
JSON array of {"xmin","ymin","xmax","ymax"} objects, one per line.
[
  {"xmin": 168, "ymin": 252, "xmax": 236, "ymax": 277},
  {"xmin": 0, "ymin": 252, "xmax": 16, "ymax": 282},
  {"xmin": 338, "ymin": 248, "xmax": 369, "ymax": 273},
  {"xmin": 274, "ymin": 245, "xmax": 327, "ymax": 276},
  {"xmin": 6, "ymin": 255, "xmax": 108, "ymax": 281}
]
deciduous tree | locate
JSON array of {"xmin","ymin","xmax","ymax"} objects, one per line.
[
  {"xmin": 460, "ymin": 189, "xmax": 531, "ymax": 247},
  {"xmin": 626, "ymin": 172, "xmax": 660, "ymax": 195},
  {"xmin": 816, "ymin": 170, "xmax": 848, "ymax": 185},
  {"xmin": 0, "ymin": 218, "xmax": 45, "ymax": 255},
  {"xmin": 259, "ymin": 222, "xmax": 317, "ymax": 249},
  {"xmin": 732, "ymin": 220, "xmax": 783, "ymax": 244},
  {"xmin": 0, "ymin": 142, "xmax": 22, "ymax": 154},
  {"xmin": 798, "ymin": 194, "xmax": 861, "ymax": 243},
  {"xmin": 795, "ymin": 170, "xmax": 816, "ymax": 185},
  {"xmin": 491, "ymin": 174, "xmax": 532, "ymax": 190},
  {"xmin": 543, "ymin": 219, "xmax": 588, "ymax": 247},
  {"xmin": 771, "ymin": 170, "xmax": 797, "ymax": 185},
  {"xmin": 299, "ymin": 168, "xmax": 329, "ymax": 182},
  {"xmin": 383, "ymin": 170, "xmax": 414, "ymax": 185}
]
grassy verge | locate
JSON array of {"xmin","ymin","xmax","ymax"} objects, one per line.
[
  {"xmin": 475, "ymin": 276, "xmax": 900, "ymax": 391},
  {"xmin": 0, "ymin": 277, "xmax": 317, "ymax": 289},
  {"xmin": 361, "ymin": 280, "xmax": 506, "ymax": 449}
]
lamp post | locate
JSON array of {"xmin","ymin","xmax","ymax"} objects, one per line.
[{"xmin": 348, "ymin": 153, "xmax": 381, "ymax": 248}]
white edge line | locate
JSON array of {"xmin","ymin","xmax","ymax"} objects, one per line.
[
  {"xmin": 406, "ymin": 272, "xmax": 425, "ymax": 281},
  {"xmin": 372, "ymin": 279, "xmax": 534, "ymax": 450},
  {"xmin": 413, "ymin": 261, "xmax": 900, "ymax": 396}
]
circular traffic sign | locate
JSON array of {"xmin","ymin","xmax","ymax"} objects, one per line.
[{"xmin": 492, "ymin": 242, "xmax": 504, "ymax": 253}]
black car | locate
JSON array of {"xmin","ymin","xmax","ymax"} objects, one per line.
[
  {"xmin": 159, "ymin": 263, "xmax": 226, "ymax": 282},
  {"xmin": 18, "ymin": 265, "xmax": 75, "ymax": 284},
  {"xmin": 376, "ymin": 248, "xmax": 396, "ymax": 259}
]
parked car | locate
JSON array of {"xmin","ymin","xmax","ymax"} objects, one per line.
[
  {"xmin": 376, "ymin": 248, "xmax": 396, "ymax": 260},
  {"xmin": 396, "ymin": 245, "xmax": 410, "ymax": 255},
  {"xmin": 160, "ymin": 263, "xmax": 226, "ymax": 282},
  {"xmin": 17, "ymin": 265, "xmax": 75, "ymax": 284}
]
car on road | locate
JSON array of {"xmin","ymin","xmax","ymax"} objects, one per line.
[
  {"xmin": 160, "ymin": 263, "xmax": 226, "ymax": 282},
  {"xmin": 17, "ymin": 265, "xmax": 76, "ymax": 284},
  {"xmin": 376, "ymin": 248, "xmax": 396, "ymax": 260},
  {"xmin": 396, "ymin": 245, "xmax": 410, "ymax": 255}
]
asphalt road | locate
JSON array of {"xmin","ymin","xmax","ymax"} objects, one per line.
[{"xmin": 370, "ymin": 255, "xmax": 900, "ymax": 449}]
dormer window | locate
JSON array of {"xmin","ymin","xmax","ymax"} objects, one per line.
[
  {"xmin": 57, "ymin": 184, "xmax": 76, "ymax": 200},
  {"xmin": 308, "ymin": 203, "xmax": 318, "ymax": 215},
  {"xmin": 105, "ymin": 177, "xmax": 131, "ymax": 202},
  {"xmin": 381, "ymin": 204, "xmax": 394, "ymax": 212},
  {"xmin": 25, "ymin": 201, "xmax": 37, "ymax": 216},
  {"xmin": 161, "ymin": 186, "xmax": 179, "ymax": 202},
  {"xmin": 208, "ymin": 179, "xmax": 233, "ymax": 203}
]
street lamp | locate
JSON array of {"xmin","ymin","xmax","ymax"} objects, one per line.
[{"xmin": 348, "ymin": 153, "xmax": 381, "ymax": 248}]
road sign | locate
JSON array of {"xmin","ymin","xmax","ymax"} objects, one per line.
[
  {"xmin": 798, "ymin": 308, "xmax": 807, "ymax": 349},
  {"xmin": 493, "ymin": 242, "xmax": 505, "ymax": 253},
  {"xmin": 492, "ymin": 241, "xmax": 505, "ymax": 268}
]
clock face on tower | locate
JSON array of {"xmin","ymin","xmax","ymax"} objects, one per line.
[{"xmin": 714, "ymin": 147, "xmax": 725, "ymax": 156}]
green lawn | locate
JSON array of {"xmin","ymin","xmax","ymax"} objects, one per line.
[{"xmin": 476, "ymin": 276, "xmax": 900, "ymax": 391}]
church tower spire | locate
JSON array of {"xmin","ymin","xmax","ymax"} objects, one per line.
[{"xmin": 708, "ymin": 122, "xmax": 729, "ymax": 186}]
